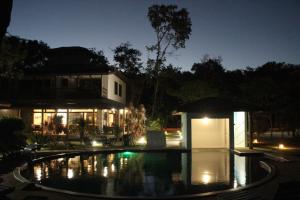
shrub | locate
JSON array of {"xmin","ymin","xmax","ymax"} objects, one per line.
[{"xmin": 0, "ymin": 117, "xmax": 26, "ymax": 157}]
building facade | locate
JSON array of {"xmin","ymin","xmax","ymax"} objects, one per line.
[{"xmin": 0, "ymin": 47, "xmax": 130, "ymax": 136}]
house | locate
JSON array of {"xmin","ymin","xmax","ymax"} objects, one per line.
[
  {"xmin": 0, "ymin": 47, "xmax": 130, "ymax": 136},
  {"xmin": 176, "ymin": 97, "xmax": 253, "ymax": 149}
]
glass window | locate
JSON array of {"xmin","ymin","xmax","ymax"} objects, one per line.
[
  {"xmin": 43, "ymin": 113, "xmax": 55, "ymax": 126},
  {"xmin": 45, "ymin": 109, "xmax": 56, "ymax": 112},
  {"xmin": 108, "ymin": 113, "xmax": 114, "ymax": 126},
  {"xmin": 57, "ymin": 113, "xmax": 67, "ymax": 125},
  {"xmin": 84, "ymin": 113, "xmax": 94, "ymax": 125},
  {"xmin": 33, "ymin": 113, "xmax": 42, "ymax": 125},
  {"xmin": 69, "ymin": 113, "xmax": 83, "ymax": 125},
  {"xmin": 114, "ymin": 81, "xmax": 118, "ymax": 95},
  {"xmin": 57, "ymin": 109, "xmax": 67, "ymax": 112},
  {"xmin": 69, "ymin": 109, "xmax": 94, "ymax": 113},
  {"xmin": 33, "ymin": 109, "xmax": 42, "ymax": 112},
  {"xmin": 119, "ymin": 84, "xmax": 122, "ymax": 97}
]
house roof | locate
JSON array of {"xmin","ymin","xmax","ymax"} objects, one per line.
[
  {"xmin": 24, "ymin": 46, "xmax": 128, "ymax": 82},
  {"xmin": 25, "ymin": 64, "xmax": 111, "ymax": 75},
  {"xmin": 177, "ymin": 97, "xmax": 257, "ymax": 114}
]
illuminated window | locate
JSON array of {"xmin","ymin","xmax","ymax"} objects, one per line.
[
  {"xmin": 33, "ymin": 109, "xmax": 42, "ymax": 112},
  {"xmin": 45, "ymin": 109, "xmax": 55, "ymax": 112},
  {"xmin": 69, "ymin": 109, "xmax": 94, "ymax": 112},
  {"xmin": 33, "ymin": 113, "xmax": 42, "ymax": 125},
  {"xmin": 57, "ymin": 109, "xmax": 67, "ymax": 112},
  {"xmin": 57, "ymin": 113, "xmax": 67, "ymax": 125},
  {"xmin": 108, "ymin": 113, "xmax": 114, "ymax": 126},
  {"xmin": 43, "ymin": 113, "xmax": 55, "ymax": 125}
]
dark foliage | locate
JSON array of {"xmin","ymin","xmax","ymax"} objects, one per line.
[{"xmin": 0, "ymin": 117, "xmax": 26, "ymax": 157}]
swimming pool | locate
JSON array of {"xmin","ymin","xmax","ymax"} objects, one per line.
[{"xmin": 21, "ymin": 149, "xmax": 269, "ymax": 198}]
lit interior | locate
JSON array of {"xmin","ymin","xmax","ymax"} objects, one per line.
[{"xmin": 191, "ymin": 118, "xmax": 229, "ymax": 148}]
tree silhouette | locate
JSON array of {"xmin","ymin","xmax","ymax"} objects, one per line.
[
  {"xmin": 113, "ymin": 42, "xmax": 143, "ymax": 77},
  {"xmin": 147, "ymin": 4, "xmax": 192, "ymax": 117},
  {"xmin": 0, "ymin": 0, "xmax": 13, "ymax": 46}
]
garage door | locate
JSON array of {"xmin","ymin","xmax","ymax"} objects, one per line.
[{"xmin": 191, "ymin": 118, "xmax": 229, "ymax": 148}]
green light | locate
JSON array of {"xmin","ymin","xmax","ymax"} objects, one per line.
[{"xmin": 120, "ymin": 151, "xmax": 135, "ymax": 158}]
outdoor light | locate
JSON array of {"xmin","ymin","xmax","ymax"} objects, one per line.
[
  {"xmin": 111, "ymin": 164, "xmax": 115, "ymax": 172},
  {"xmin": 103, "ymin": 166, "xmax": 108, "ymax": 177},
  {"xmin": 201, "ymin": 117, "xmax": 210, "ymax": 125},
  {"xmin": 278, "ymin": 144, "xmax": 285, "ymax": 149},
  {"xmin": 253, "ymin": 139, "xmax": 259, "ymax": 144},
  {"xmin": 67, "ymin": 169, "xmax": 74, "ymax": 179},
  {"xmin": 92, "ymin": 140, "xmax": 102, "ymax": 147},
  {"xmin": 35, "ymin": 166, "xmax": 42, "ymax": 181},
  {"xmin": 136, "ymin": 136, "xmax": 147, "ymax": 145},
  {"xmin": 201, "ymin": 171, "xmax": 211, "ymax": 184}
]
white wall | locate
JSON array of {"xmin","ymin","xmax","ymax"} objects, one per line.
[
  {"xmin": 104, "ymin": 74, "xmax": 126, "ymax": 104},
  {"xmin": 191, "ymin": 118, "xmax": 229, "ymax": 148},
  {"xmin": 234, "ymin": 112, "xmax": 246, "ymax": 148},
  {"xmin": 181, "ymin": 113, "xmax": 188, "ymax": 148},
  {"xmin": 102, "ymin": 75, "xmax": 108, "ymax": 98}
]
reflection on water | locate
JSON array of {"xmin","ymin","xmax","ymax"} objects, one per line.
[
  {"xmin": 24, "ymin": 150, "xmax": 267, "ymax": 197},
  {"xmin": 191, "ymin": 150, "xmax": 230, "ymax": 185}
]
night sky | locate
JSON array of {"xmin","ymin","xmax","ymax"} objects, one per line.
[{"xmin": 8, "ymin": 0, "xmax": 300, "ymax": 71}]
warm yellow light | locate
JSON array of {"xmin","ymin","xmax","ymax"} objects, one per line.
[
  {"xmin": 201, "ymin": 117, "xmax": 210, "ymax": 125},
  {"xmin": 67, "ymin": 169, "xmax": 74, "ymax": 179},
  {"xmin": 278, "ymin": 144, "xmax": 285, "ymax": 149},
  {"xmin": 253, "ymin": 139, "xmax": 259, "ymax": 144},
  {"xmin": 103, "ymin": 166, "xmax": 108, "ymax": 177},
  {"xmin": 137, "ymin": 136, "xmax": 147, "ymax": 145},
  {"xmin": 92, "ymin": 140, "xmax": 102, "ymax": 147},
  {"xmin": 34, "ymin": 166, "xmax": 42, "ymax": 181},
  {"xmin": 111, "ymin": 164, "xmax": 115, "ymax": 172},
  {"xmin": 201, "ymin": 171, "xmax": 211, "ymax": 184}
]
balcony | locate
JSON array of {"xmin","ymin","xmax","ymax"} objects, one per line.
[{"xmin": 1, "ymin": 87, "xmax": 102, "ymax": 100}]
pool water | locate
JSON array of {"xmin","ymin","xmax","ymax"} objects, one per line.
[{"xmin": 22, "ymin": 150, "xmax": 268, "ymax": 197}]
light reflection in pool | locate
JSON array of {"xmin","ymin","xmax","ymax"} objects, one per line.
[{"xmin": 24, "ymin": 150, "xmax": 267, "ymax": 197}]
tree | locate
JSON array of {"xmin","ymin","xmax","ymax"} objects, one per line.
[
  {"xmin": 0, "ymin": 36, "xmax": 49, "ymax": 78},
  {"xmin": 113, "ymin": 42, "xmax": 143, "ymax": 77},
  {"xmin": 0, "ymin": 0, "xmax": 13, "ymax": 46},
  {"xmin": 89, "ymin": 48, "xmax": 109, "ymax": 66},
  {"xmin": 147, "ymin": 4, "xmax": 192, "ymax": 117},
  {"xmin": 191, "ymin": 56, "xmax": 225, "ymax": 84}
]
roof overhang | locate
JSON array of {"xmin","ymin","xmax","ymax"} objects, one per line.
[{"xmin": 8, "ymin": 98, "xmax": 125, "ymax": 109}]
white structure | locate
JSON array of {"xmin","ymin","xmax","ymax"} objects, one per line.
[{"xmin": 178, "ymin": 97, "xmax": 249, "ymax": 150}]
